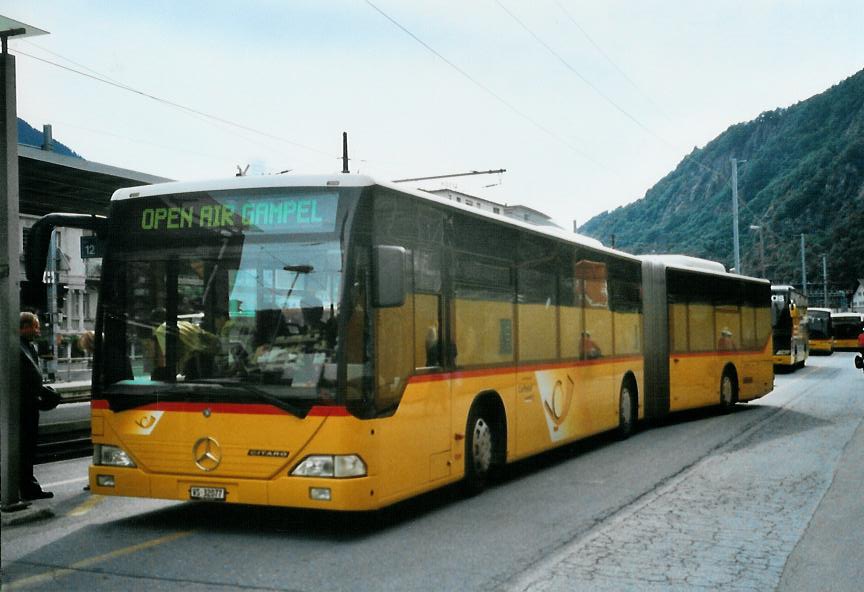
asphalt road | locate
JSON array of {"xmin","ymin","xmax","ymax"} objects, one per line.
[{"xmin": 3, "ymin": 353, "xmax": 862, "ymax": 591}]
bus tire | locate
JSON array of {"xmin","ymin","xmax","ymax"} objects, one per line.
[
  {"xmin": 616, "ymin": 378, "xmax": 637, "ymax": 439},
  {"xmin": 720, "ymin": 367, "xmax": 738, "ymax": 412},
  {"xmin": 463, "ymin": 404, "xmax": 496, "ymax": 496}
]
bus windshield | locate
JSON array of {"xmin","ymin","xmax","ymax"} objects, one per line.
[
  {"xmin": 833, "ymin": 315, "xmax": 863, "ymax": 340},
  {"xmin": 97, "ymin": 188, "xmax": 365, "ymax": 415},
  {"xmin": 807, "ymin": 309, "xmax": 831, "ymax": 339}
]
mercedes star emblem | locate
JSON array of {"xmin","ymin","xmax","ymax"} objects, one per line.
[{"xmin": 193, "ymin": 436, "xmax": 222, "ymax": 472}]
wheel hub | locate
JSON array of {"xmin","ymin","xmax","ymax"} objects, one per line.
[{"xmin": 473, "ymin": 418, "xmax": 492, "ymax": 472}]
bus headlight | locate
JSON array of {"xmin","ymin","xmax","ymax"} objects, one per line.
[
  {"xmin": 94, "ymin": 444, "xmax": 137, "ymax": 468},
  {"xmin": 291, "ymin": 454, "xmax": 366, "ymax": 478}
]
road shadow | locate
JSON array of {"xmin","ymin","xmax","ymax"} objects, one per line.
[
  {"xmin": 648, "ymin": 401, "xmax": 761, "ymax": 428},
  {"xmin": 726, "ymin": 406, "xmax": 833, "ymax": 452},
  {"xmin": 93, "ymin": 480, "xmax": 467, "ymax": 541}
]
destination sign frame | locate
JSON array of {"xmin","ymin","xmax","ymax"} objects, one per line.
[{"xmin": 131, "ymin": 191, "xmax": 340, "ymax": 235}]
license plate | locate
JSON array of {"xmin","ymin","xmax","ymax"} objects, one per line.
[{"xmin": 189, "ymin": 486, "xmax": 226, "ymax": 501}]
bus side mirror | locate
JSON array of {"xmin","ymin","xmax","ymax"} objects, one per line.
[
  {"xmin": 372, "ymin": 245, "xmax": 406, "ymax": 308},
  {"xmin": 855, "ymin": 354, "xmax": 864, "ymax": 370},
  {"xmin": 26, "ymin": 213, "xmax": 108, "ymax": 283}
]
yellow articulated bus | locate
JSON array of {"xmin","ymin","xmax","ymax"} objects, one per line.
[
  {"xmin": 806, "ymin": 307, "xmax": 834, "ymax": 355},
  {"xmin": 641, "ymin": 256, "xmax": 774, "ymax": 415},
  {"xmin": 25, "ymin": 175, "xmax": 773, "ymax": 511},
  {"xmin": 831, "ymin": 312, "xmax": 864, "ymax": 351},
  {"xmin": 770, "ymin": 285, "xmax": 809, "ymax": 369}
]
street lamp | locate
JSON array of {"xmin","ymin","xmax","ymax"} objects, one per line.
[
  {"xmin": 730, "ymin": 158, "xmax": 747, "ymax": 274},
  {"xmin": 749, "ymin": 225, "xmax": 766, "ymax": 279}
]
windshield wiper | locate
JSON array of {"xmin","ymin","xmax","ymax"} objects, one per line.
[
  {"xmin": 200, "ymin": 381, "xmax": 307, "ymax": 418},
  {"xmin": 102, "ymin": 381, "xmax": 307, "ymax": 417},
  {"xmin": 101, "ymin": 383, "xmax": 203, "ymax": 412}
]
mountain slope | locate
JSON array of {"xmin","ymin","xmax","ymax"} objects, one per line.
[{"xmin": 580, "ymin": 69, "xmax": 864, "ymax": 293}]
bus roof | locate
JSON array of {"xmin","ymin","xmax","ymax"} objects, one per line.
[
  {"xmin": 771, "ymin": 284, "xmax": 802, "ymax": 293},
  {"xmin": 637, "ymin": 254, "xmax": 768, "ymax": 285},
  {"xmin": 831, "ymin": 312, "xmax": 863, "ymax": 320},
  {"xmin": 109, "ymin": 173, "xmax": 625, "ymax": 256}
]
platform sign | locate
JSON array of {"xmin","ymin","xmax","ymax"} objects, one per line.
[{"xmin": 80, "ymin": 235, "xmax": 104, "ymax": 259}]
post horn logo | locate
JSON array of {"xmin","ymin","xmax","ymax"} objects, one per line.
[
  {"xmin": 135, "ymin": 415, "xmax": 156, "ymax": 429},
  {"xmin": 543, "ymin": 377, "xmax": 574, "ymax": 427},
  {"xmin": 193, "ymin": 436, "xmax": 222, "ymax": 472}
]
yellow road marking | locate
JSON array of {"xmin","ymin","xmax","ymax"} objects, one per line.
[
  {"xmin": 67, "ymin": 494, "xmax": 104, "ymax": 517},
  {"xmin": 4, "ymin": 530, "xmax": 192, "ymax": 590}
]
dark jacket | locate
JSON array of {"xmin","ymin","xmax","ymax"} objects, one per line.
[
  {"xmin": 20, "ymin": 339, "xmax": 59, "ymax": 412},
  {"xmin": 20, "ymin": 339, "xmax": 43, "ymax": 414}
]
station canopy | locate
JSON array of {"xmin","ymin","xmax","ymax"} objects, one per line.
[{"xmin": 19, "ymin": 145, "xmax": 171, "ymax": 217}]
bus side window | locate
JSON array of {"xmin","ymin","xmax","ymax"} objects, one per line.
[
  {"xmin": 415, "ymin": 294, "xmax": 441, "ymax": 367},
  {"xmin": 559, "ymin": 274, "xmax": 584, "ymax": 359},
  {"xmin": 741, "ymin": 306, "xmax": 757, "ymax": 349},
  {"xmin": 575, "ymin": 259, "xmax": 610, "ymax": 359},
  {"xmin": 609, "ymin": 259, "xmax": 642, "ymax": 356},
  {"xmin": 518, "ymin": 266, "xmax": 558, "ymax": 362},
  {"xmin": 413, "ymin": 249, "xmax": 442, "ymax": 369}
]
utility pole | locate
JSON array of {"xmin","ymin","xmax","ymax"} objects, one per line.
[
  {"xmin": 800, "ymin": 234, "xmax": 807, "ymax": 296},
  {"xmin": 730, "ymin": 157, "xmax": 741, "ymax": 274},
  {"xmin": 749, "ymin": 225, "xmax": 766, "ymax": 278},
  {"xmin": 341, "ymin": 132, "xmax": 349, "ymax": 174},
  {"xmin": 822, "ymin": 255, "xmax": 828, "ymax": 308},
  {"xmin": 1, "ymin": 17, "xmax": 48, "ymax": 512}
]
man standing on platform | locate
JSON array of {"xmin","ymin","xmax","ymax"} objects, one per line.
[{"xmin": 19, "ymin": 311, "xmax": 58, "ymax": 500}]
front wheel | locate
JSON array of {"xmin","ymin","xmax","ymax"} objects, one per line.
[{"xmin": 463, "ymin": 406, "xmax": 495, "ymax": 496}]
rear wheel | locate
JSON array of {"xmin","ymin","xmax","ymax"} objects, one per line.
[
  {"xmin": 617, "ymin": 380, "xmax": 636, "ymax": 439},
  {"xmin": 720, "ymin": 369, "xmax": 737, "ymax": 412},
  {"xmin": 463, "ymin": 405, "xmax": 495, "ymax": 495}
]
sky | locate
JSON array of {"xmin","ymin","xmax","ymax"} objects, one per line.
[{"xmin": 6, "ymin": 1, "xmax": 864, "ymax": 229}]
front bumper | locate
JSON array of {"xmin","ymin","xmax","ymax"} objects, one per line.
[{"xmin": 89, "ymin": 465, "xmax": 380, "ymax": 511}]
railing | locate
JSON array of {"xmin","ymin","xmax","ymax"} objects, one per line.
[{"xmin": 45, "ymin": 356, "xmax": 92, "ymax": 385}]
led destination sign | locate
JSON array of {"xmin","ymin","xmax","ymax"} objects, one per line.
[{"xmin": 137, "ymin": 193, "xmax": 338, "ymax": 233}]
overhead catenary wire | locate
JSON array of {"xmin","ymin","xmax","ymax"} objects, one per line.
[
  {"xmin": 16, "ymin": 41, "xmax": 458, "ymax": 177},
  {"xmin": 364, "ymin": 0, "xmax": 603, "ymax": 167},
  {"xmin": 553, "ymin": 1, "xmax": 672, "ymax": 121},
  {"xmin": 12, "ymin": 48, "xmax": 339, "ymax": 160},
  {"xmin": 494, "ymin": 0, "xmax": 672, "ymax": 149},
  {"xmin": 493, "ymin": 2, "xmax": 732, "ymax": 184},
  {"xmin": 45, "ymin": 119, "xmax": 245, "ymax": 163},
  {"xmin": 20, "ymin": 42, "xmax": 332, "ymax": 170}
]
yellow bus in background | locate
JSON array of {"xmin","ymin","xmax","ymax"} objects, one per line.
[
  {"xmin": 771, "ymin": 285, "xmax": 808, "ymax": 369},
  {"xmin": 806, "ymin": 307, "xmax": 834, "ymax": 355},
  {"xmin": 832, "ymin": 312, "xmax": 864, "ymax": 351},
  {"xmin": 26, "ymin": 175, "xmax": 773, "ymax": 511}
]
